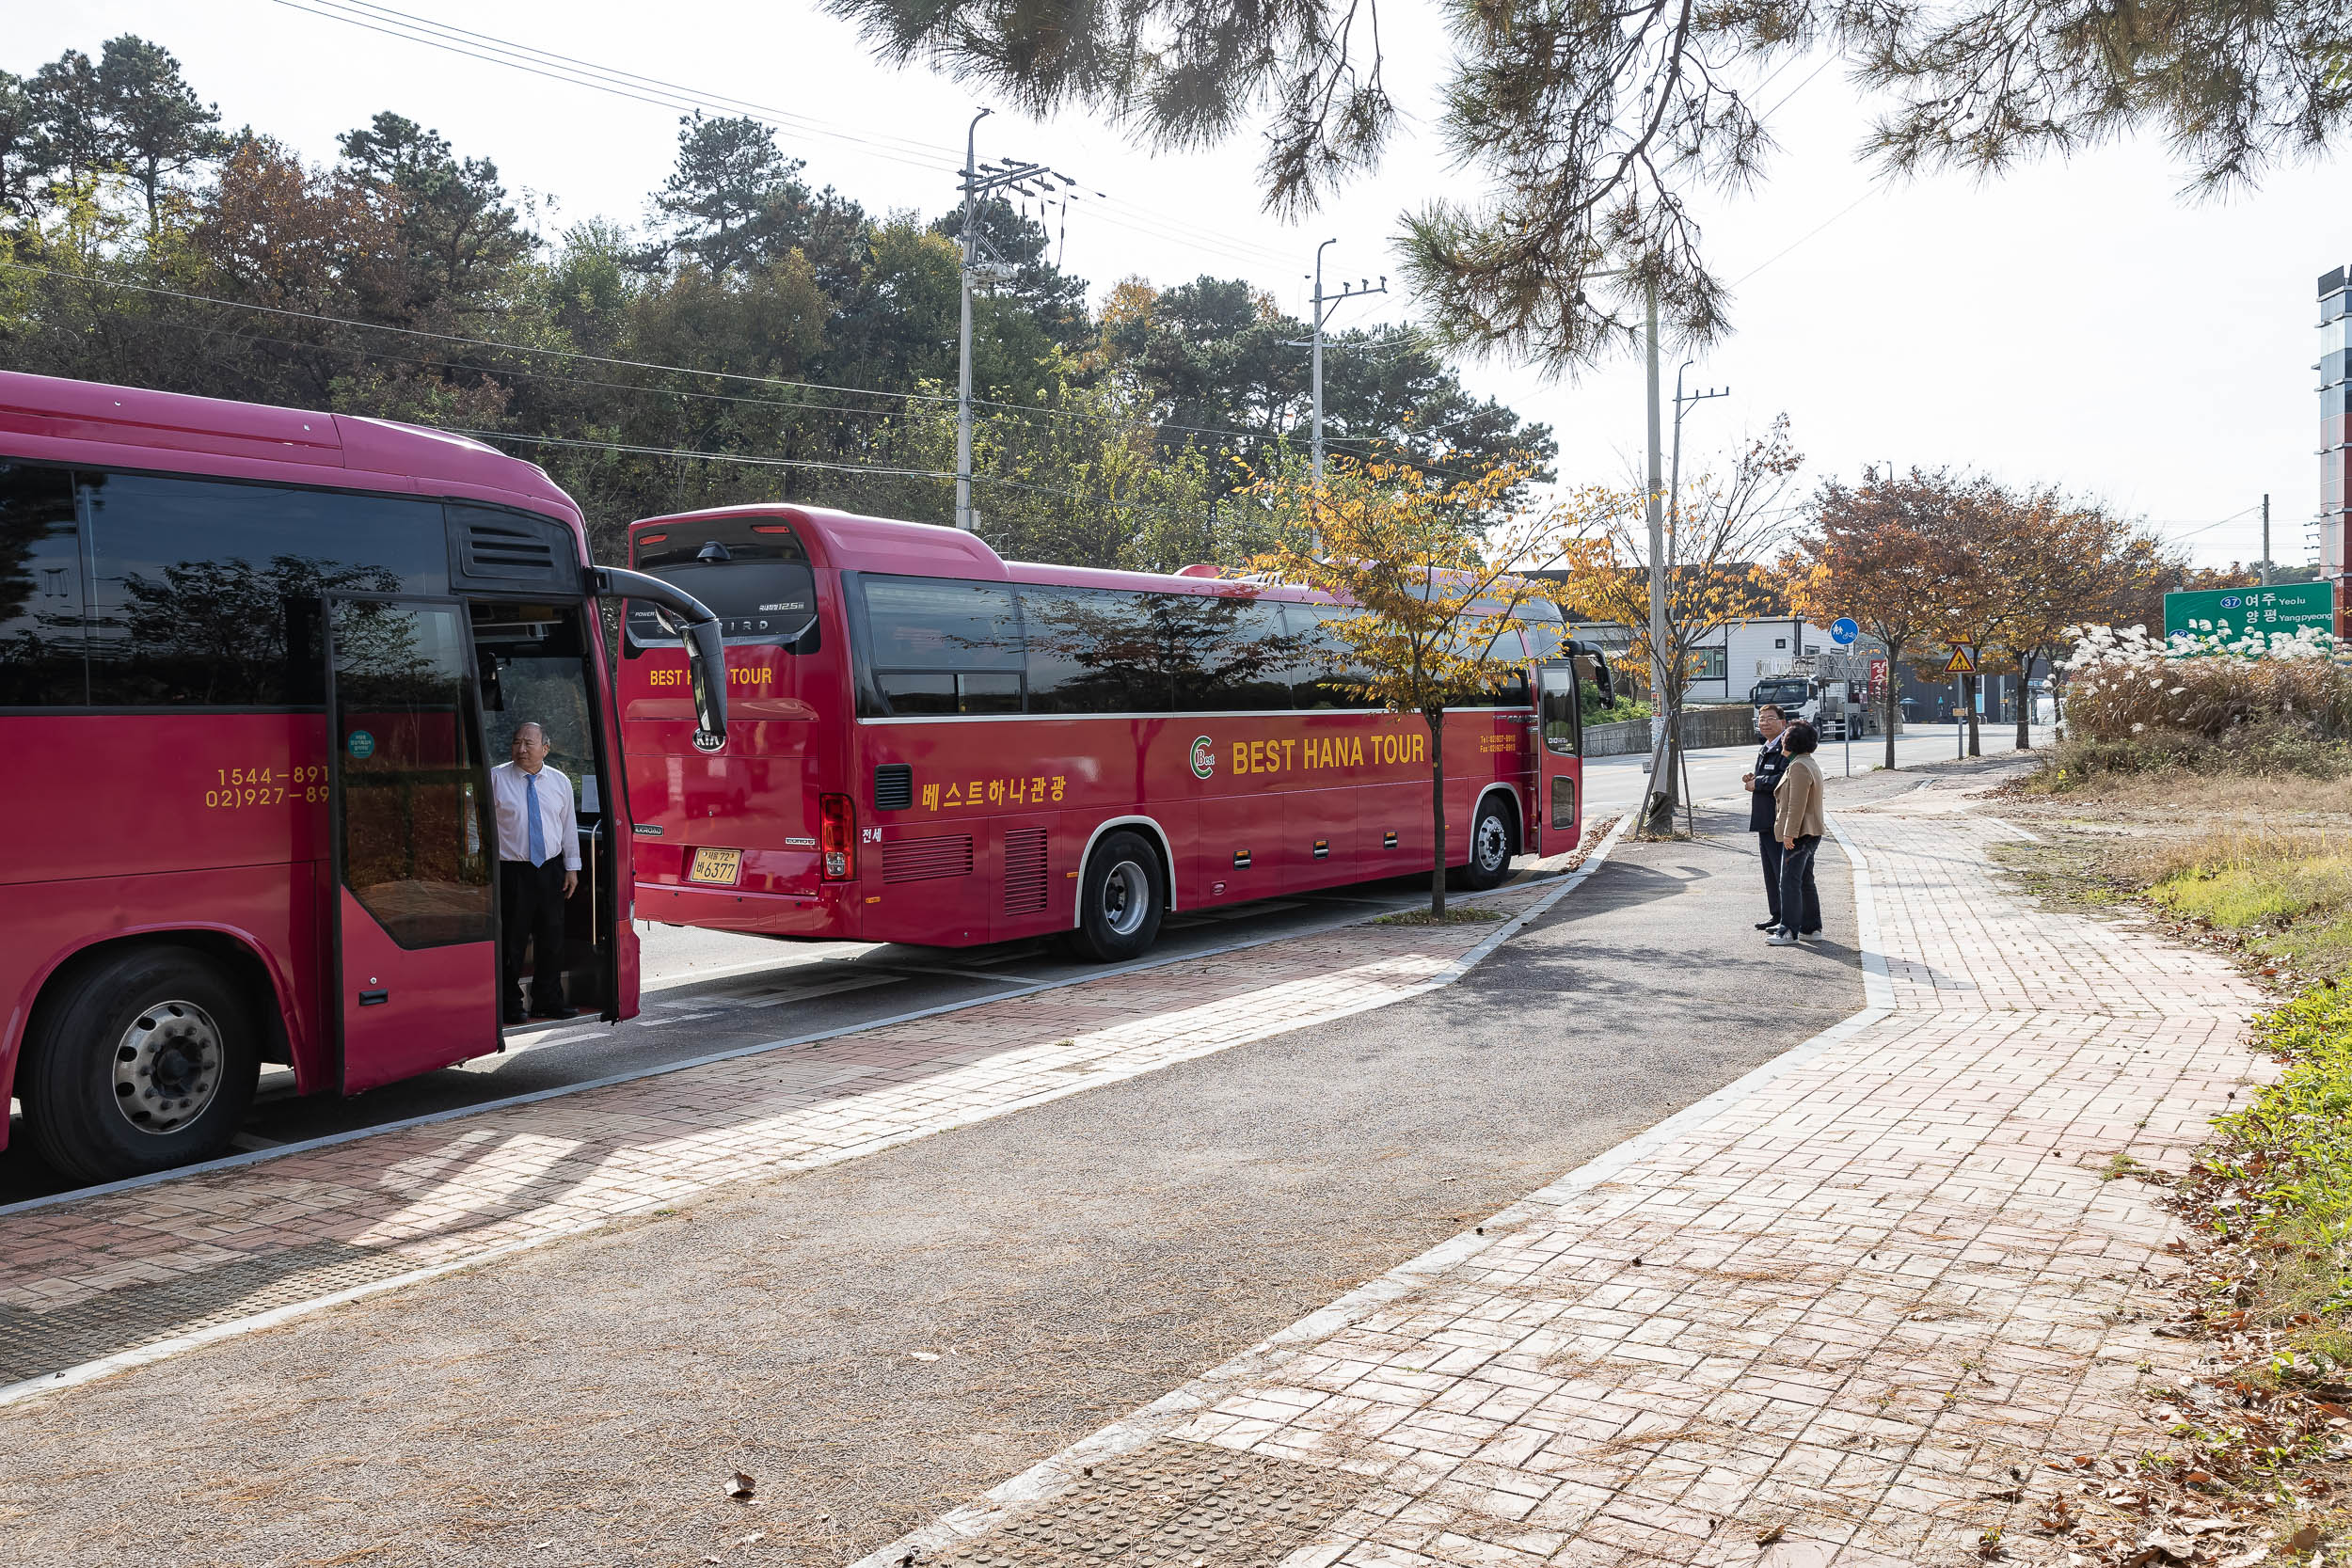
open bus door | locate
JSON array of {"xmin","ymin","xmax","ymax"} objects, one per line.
[
  {"xmin": 326, "ymin": 595, "xmax": 501, "ymax": 1093},
  {"xmin": 1531, "ymin": 641, "xmax": 1613, "ymax": 855},
  {"xmin": 1534, "ymin": 661, "xmax": 1581, "ymax": 854}
]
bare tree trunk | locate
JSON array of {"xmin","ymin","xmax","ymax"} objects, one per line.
[
  {"xmin": 1883, "ymin": 639, "xmax": 1902, "ymax": 770},
  {"xmin": 1427, "ymin": 709, "xmax": 1447, "ymax": 915},
  {"xmin": 2013, "ymin": 652, "xmax": 2035, "ymax": 751},
  {"xmin": 1965, "ymin": 674, "xmax": 1981, "ymax": 756}
]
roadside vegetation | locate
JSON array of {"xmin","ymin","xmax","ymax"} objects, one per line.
[{"xmin": 1993, "ymin": 626, "xmax": 2352, "ymax": 1562}]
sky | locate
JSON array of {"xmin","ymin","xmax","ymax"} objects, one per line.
[{"xmin": 20, "ymin": 0, "xmax": 2345, "ymax": 570}]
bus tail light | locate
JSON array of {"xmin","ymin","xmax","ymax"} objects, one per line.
[{"xmin": 819, "ymin": 794, "xmax": 854, "ymax": 880}]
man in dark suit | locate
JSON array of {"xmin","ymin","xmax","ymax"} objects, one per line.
[{"xmin": 1742, "ymin": 704, "xmax": 1791, "ymax": 931}]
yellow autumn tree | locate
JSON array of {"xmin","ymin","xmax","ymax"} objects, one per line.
[
  {"xmin": 1249, "ymin": 455, "xmax": 1557, "ymax": 915},
  {"xmin": 1544, "ymin": 419, "xmax": 1799, "ymax": 833}
]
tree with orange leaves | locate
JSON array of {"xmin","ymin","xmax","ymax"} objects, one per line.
[
  {"xmin": 1782, "ymin": 469, "xmax": 1975, "ymax": 771},
  {"xmin": 1250, "ymin": 455, "xmax": 1555, "ymax": 914}
]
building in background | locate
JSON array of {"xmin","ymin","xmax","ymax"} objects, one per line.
[{"xmin": 2320, "ymin": 269, "xmax": 2351, "ymax": 632}]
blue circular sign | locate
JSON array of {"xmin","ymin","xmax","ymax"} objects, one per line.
[
  {"xmin": 1830, "ymin": 618, "xmax": 1860, "ymax": 645},
  {"xmin": 346, "ymin": 729, "xmax": 375, "ymax": 759}
]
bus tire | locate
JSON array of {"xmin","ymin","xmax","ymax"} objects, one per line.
[
  {"xmin": 20, "ymin": 944, "xmax": 262, "ymax": 1186},
  {"xmin": 1454, "ymin": 794, "xmax": 1517, "ymax": 892},
  {"xmin": 1069, "ymin": 831, "xmax": 1165, "ymax": 962}
]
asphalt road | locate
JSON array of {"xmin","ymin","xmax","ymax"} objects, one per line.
[
  {"xmin": 0, "ymin": 723, "xmax": 2035, "ymax": 1206},
  {"xmin": 2, "ymin": 800, "xmax": 1867, "ymax": 1568}
]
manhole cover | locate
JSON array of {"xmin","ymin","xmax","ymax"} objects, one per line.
[{"xmin": 931, "ymin": 1437, "xmax": 1370, "ymax": 1566}]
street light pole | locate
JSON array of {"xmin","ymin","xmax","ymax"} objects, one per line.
[{"xmin": 1642, "ymin": 279, "xmax": 1678, "ymax": 836}]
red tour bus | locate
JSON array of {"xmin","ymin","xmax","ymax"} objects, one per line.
[
  {"xmin": 618, "ymin": 504, "xmax": 1610, "ymax": 959},
  {"xmin": 0, "ymin": 371, "xmax": 726, "ymax": 1184}
]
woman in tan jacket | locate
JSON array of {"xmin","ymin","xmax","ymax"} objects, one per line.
[{"xmin": 1770, "ymin": 721, "xmax": 1827, "ymax": 944}]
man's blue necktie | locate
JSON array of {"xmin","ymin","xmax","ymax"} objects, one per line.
[{"xmin": 526, "ymin": 770, "xmax": 545, "ymax": 864}]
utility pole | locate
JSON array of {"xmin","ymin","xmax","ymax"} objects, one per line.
[
  {"xmin": 1668, "ymin": 359, "xmax": 1729, "ymax": 571},
  {"xmin": 1301, "ymin": 242, "xmax": 1386, "ymax": 480},
  {"xmin": 953, "ymin": 112, "xmax": 1066, "ymax": 532},
  {"xmin": 2262, "ymin": 494, "xmax": 2272, "ymax": 587}
]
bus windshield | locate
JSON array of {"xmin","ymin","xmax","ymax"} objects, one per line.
[{"xmin": 628, "ymin": 518, "xmax": 817, "ymax": 647}]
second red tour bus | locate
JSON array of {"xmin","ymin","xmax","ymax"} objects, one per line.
[{"xmin": 621, "ymin": 505, "xmax": 1605, "ymax": 959}]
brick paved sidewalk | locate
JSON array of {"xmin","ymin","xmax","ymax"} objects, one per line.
[
  {"xmin": 0, "ymin": 843, "xmax": 1610, "ymax": 1402},
  {"xmin": 869, "ymin": 781, "xmax": 2267, "ymax": 1568}
]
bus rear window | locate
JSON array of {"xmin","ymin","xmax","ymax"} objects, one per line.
[{"xmin": 628, "ymin": 519, "xmax": 818, "ymax": 649}]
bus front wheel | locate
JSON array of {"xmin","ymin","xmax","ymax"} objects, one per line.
[
  {"xmin": 1453, "ymin": 795, "xmax": 1517, "ymax": 892},
  {"xmin": 20, "ymin": 945, "xmax": 262, "ymax": 1186},
  {"xmin": 1069, "ymin": 831, "xmax": 1166, "ymax": 962}
]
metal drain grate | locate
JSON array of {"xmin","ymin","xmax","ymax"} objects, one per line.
[
  {"xmin": 930, "ymin": 1437, "xmax": 1370, "ymax": 1566},
  {"xmin": 0, "ymin": 1240, "xmax": 415, "ymax": 1386}
]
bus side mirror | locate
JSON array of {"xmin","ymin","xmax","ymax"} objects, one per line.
[
  {"xmin": 1567, "ymin": 641, "xmax": 1615, "ymax": 705},
  {"xmin": 591, "ymin": 565, "xmax": 728, "ymax": 750}
]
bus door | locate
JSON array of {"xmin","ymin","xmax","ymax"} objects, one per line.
[
  {"xmin": 326, "ymin": 595, "xmax": 500, "ymax": 1093},
  {"xmin": 470, "ymin": 601, "xmax": 620, "ymax": 1022},
  {"xmin": 1534, "ymin": 660, "xmax": 1581, "ymax": 854}
]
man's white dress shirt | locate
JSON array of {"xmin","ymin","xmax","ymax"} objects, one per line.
[{"xmin": 491, "ymin": 759, "xmax": 581, "ymax": 869}]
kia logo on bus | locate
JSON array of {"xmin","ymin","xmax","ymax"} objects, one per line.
[
  {"xmin": 692, "ymin": 729, "xmax": 724, "ymax": 753},
  {"xmin": 1190, "ymin": 736, "xmax": 1216, "ymax": 779}
]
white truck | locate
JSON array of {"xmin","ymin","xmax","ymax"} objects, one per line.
[{"xmin": 1750, "ymin": 673, "xmax": 1851, "ymax": 739}]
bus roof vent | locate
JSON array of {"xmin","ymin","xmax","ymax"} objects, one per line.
[{"xmin": 460, "ymin": 513, "xmax": 560, "ymax": 578}]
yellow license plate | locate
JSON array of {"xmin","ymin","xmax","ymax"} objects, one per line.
[{"xmin": 686, "ymin": 847, "xmax": 743, "ymax": 886}]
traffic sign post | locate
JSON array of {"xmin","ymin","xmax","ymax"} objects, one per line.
[
  {"xmin": 1828, "ymin": 619, "xmax": 1860, "ymax": 773},
  {"xmin": 2162, "ymin": 581, "xmax": 2333, "ymax": 643},
  {"xmin": 1943, "ymin": 642, "xmax": 1979, "ymax": 759}
]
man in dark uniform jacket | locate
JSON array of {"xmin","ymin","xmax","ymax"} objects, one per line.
[{"xmin": 1743, "ymin": 704, "xmax": 1791, "ymax": 931}]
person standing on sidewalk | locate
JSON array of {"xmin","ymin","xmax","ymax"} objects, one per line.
[
  {"xmin": 1742, "ymin": 704, "xmax": 1791, "ymax": 932},
  {"xmin": 1769, "ymin": 721, "xmax": 1826, "ymax": 946},
  {"xmin": 492, "ymin": 721, "xmax": 580, "ymax": 1023}
]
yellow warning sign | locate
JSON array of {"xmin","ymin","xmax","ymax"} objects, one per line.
[{"xmin": 1943, "ymin": 643, "xmax": 1979, "ymax": 675}]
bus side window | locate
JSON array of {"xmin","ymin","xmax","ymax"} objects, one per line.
[
  {"xmin": 856, "ymin": 576, "xmax": 1023, "ymax": 716},
  {"xmin": 1281, "ymin": 604, "xmax": 1372, "ymax": 709},
  {"xmin": 0, "ymin": 462, "xmax": 87, "ymax": 706},
  {"xmin": 80, "ymin": 471, "xmax": 447, "ymax": 707}
]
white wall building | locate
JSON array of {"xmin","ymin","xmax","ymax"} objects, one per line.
[{"xmin": 1565, "ymin": 614, "xmax": 1850, "ymax": 704}]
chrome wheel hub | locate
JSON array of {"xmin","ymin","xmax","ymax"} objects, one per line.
[
  {"xmin": 1103, "ymin": 860, "xmax": 1151, "ymax": 938},
  {"xmin": 111, "ymin": 1001, "xmax": 224, "ymax": 1135},
  {"xmin": 1475, "ymin": 814, "xmax": 1510, "ymax": 871}
]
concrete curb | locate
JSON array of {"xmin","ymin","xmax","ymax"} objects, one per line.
[{"xmin": 844, "ymin": 811, "xmax": 1889, "ymax": 1568}]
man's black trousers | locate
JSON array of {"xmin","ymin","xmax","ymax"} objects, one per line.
[{"xmin": 500, "ymin": 856, "xmax": 568, "ymax": 1016}]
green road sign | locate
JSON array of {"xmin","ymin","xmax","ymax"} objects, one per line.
[{"xmin": 2163, "ymin": 580, "xmax": 2335, "ymax": 642}]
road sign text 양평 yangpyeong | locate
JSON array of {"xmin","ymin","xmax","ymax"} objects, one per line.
[{"xmin": 2162, "ymin": 581, "xmax": 2334, "ymax": 643}]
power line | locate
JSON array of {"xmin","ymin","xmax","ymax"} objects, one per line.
[
  {"xmin": 265, "ymin": 0, "xmax": 1298, "ymax": 273},
  {"xmin": 5, "ymin": 258, "xmax": 1511, "ymax": 474}
]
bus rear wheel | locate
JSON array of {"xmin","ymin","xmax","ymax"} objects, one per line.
[
  {"xmin": 21, "ymin": 945, "xmax": 262, "ymax": 1186},
  {"xmin": 1068, "ymin": 831, "xmax": 1165, "ymax": 962}
]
